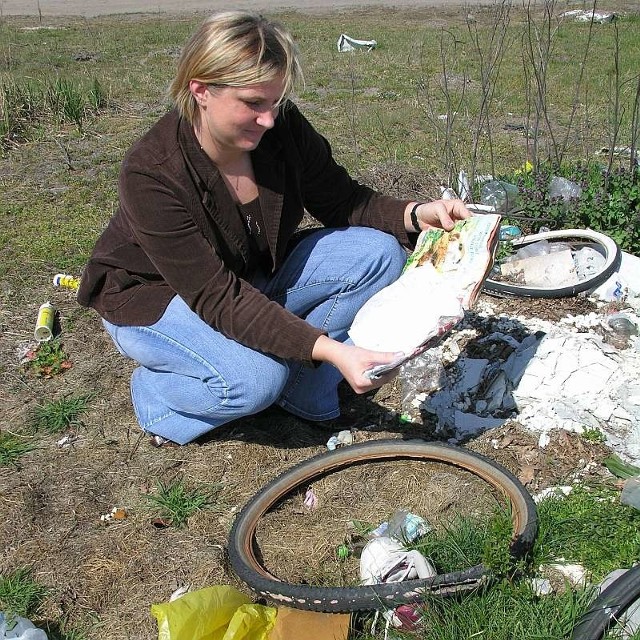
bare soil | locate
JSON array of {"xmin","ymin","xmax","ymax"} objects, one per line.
[
  {"xmin": 0, "ymin": 4, "xmax": 626, "ymax": 637},
  {"xmin": 0, "ymin": 275, "xmax": 614, "ymax": 639},
  {"xmin": 0, "ymin": 0, "xmax": 557, "ymax": 19}
]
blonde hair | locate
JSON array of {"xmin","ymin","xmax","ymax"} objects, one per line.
[{"xmin": 170, "ymin": 11, "xmax": 303, "ymax": 123}]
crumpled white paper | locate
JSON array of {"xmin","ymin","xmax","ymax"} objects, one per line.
[{"xmin": 359, "ymin": 536, "xmax": 437, "ymax": 585}]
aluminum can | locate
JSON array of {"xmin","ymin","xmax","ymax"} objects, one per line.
[{"xmin": 34, "ymin": 302, "xmax": 55, "ymax": 342}]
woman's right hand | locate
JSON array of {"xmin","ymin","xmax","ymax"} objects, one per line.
[{"xmin": 311, "ymin": 335, "xmax": 402, "ymax": 393}]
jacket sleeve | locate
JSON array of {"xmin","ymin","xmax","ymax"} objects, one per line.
[{"xmin": 118, "ymin": 166, "xmax": 324, "ymax": 365}]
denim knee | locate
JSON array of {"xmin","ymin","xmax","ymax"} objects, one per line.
[
  {"xmin": 357, "ymin": 228, "xmax": 408, "ymax": 280},
  {"xmin": 203, "ymin": 358, "xmax": 288, "ymax": 418}
]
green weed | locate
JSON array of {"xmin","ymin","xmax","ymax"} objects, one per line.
[
  {"xmin": 144, "ymin": 479, "xmax": 225, "ymax": 528},
  {"xmin": 0, "ymin": 568, "xmax": 48, "ymax": 619},
  {"xmin": 411, "ymin": 506, "xmax": 518, "ymax": 577},
  {"xmin": 534, "ymin": 485, "xmax": 640, "ymax": 580},
  {"xmin": 582, "ymin": 427, "xmax": 607, "ymax": 444},
  {"xmin": 46, "ymin": 627, "xmax": 91, "ymax": 640},
  {"xmin": 513, "ymin": 161, "xmax": 640, "ymax": 254},
  {"xmin": 1, "ymin": 75, "xmax": 105, "ymax": 147},
  {"xmin": 47, "ymin": 77, "xmax": 85, "ymax": 130},
  {"xmin": 412, "ymin": 514, "xmax": 489, "ymax": 574},
  {"xmin": 603, "ymin": 453, "xmax": 640, "ymax": 479},
  {"xmin": 0, "ymin": 432, "xmax": 35, "ymax": 466},
  {"xmin": 28, "ymin": 394, "xmax": 92, "ymax": 434},
  {"xmin": 87, "ymin": 78, "xmax": 106, "ymax": 111},
  {"xmin": 24, "ymin": 340, "xmax": 71, "ymax": 378},
  {"xmin": 0, "ymin": 79, "xmax": 42, "ymax": 147},
  {"xmin": 413, "ymin": 579, "xmax": 596, "ymax": 640}
]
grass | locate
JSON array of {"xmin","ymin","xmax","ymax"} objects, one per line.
[
  {"xmin": 0, "ymin": 5, "xmax": 639, "ymax": 639},
  {"xmin": 0, "ymin": 568, "xmax": 48, "ymax": 619},
  {"xmin": 1, "ymin": 6, "xmax": 639, "ymax": 290},
  {"xmin": 352, "ymin": 485, "xmax": 640, "ymax": 639},
  {"xmin": 0, "ymin": 569, "xmax": 89, "ymax": 640},
  {"xmin": 28, "ymin": 393, "xmax": 92, "ymax": 434},
  {"xmin": 0, "ymin": 431, "xmax": 35, "ymax": 466},
  {"xmin": 144, "ymin": 478, "xmax": 225, "ymax": 528},
  {"xmin": 0, "ymin": 75, "xmax": 105, "ymax": 146},
  {"xmin": 534, "ymin": 485, "xmax": 640, "ymax": 579},
  {"xmin": 409, "ymin": 581, "xmax": 596, "ymax": 640},
  {"xmin": 410, "ymin": 509, "xmax": 513, "ymax": 576}
]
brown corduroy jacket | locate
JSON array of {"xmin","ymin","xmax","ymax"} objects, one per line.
[{"xmin": 78, "ymin": 102, "xmax": 411, "ymax": 365}]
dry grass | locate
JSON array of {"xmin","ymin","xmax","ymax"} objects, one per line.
[
  {"xmin": 0, "ymin": 280, "xmax": 613, "ymax": 638},
  {"xmin": 255, "ymin": 459, "xmax": 503, "ymax": 586},
  {"xmin": 1, "ymin": 3, "xmax": 637, "ymax": 638}
]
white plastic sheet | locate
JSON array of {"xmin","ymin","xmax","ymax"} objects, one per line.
[{"xmin": 337, "ymin": 34, "xmax": 377, "ymax": 52}]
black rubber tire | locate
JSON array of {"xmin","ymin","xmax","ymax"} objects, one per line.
[
  {"xmin": 228, "ymin": 439, "xmax": 538, "ymax": 612},
  {"xmin": 483, "ymin": 228, "xmax": 621, "ymax": 298},
  {"xmin": 571, "ymin": 564, "xmax": 640, "ymax": 640}
]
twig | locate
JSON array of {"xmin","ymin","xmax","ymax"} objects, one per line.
[
  {"xmin": 54, "ymin": 137, "xmax": 74, "ymax": 171},
  {"xmin": 558, "ymin": 0, "xmax": 598, "ymax": 166},
  {"xmin": 629, "ymin": 74, "xmax": 640, "ymax": 171},
  {"xmin": 467, "ymin": 0, "xmax": 511, "ymax": 181}
]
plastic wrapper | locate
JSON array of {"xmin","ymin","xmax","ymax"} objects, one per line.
[
  {"xmin": 0, "ymin": 613, "xmax": 48, "ymax": 640},
  {"xmin": 349, "ymin": 215, "xmax": 501, "ymax": 378},
  {"xmin": 359, "ymin": 537, "xmax": 436, "ymax": 585},
  {"xmin": 399, "ymin": 349, "xmax": 446, "ymax": 423},
  {"xmin": 386, "ymin": 509, "xmax": 431, "ymax": 543},
  {"xmin": 480, "ymin": 180, "xmax": 519, "ymax": 212},
  {"xmin": 150, "ymin": 585, "xmax": 276, "ymax": 640},
  {"xmin": 549, "ymin": 176, "xmax": 582, "ymax": 201}
]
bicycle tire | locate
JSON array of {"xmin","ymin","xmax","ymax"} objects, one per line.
[
  {"xmin": 571, "ymin": 564, "xmax": 640, "ymax": 640},
  {"xmin": 483, "ymin": 228, "xmax": 621, "ymax": 298},
  {"xmin": 228, "ymin": 439, "xmax": 538, "ymax": 612}
]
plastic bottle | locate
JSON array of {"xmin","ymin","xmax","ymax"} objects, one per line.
[
  {"xmin": 34, "ymin": 302, "xmax": 55, "ymax": 342},
  {"xmin": 386, "ymin": 509, "xmax": 431, "ymax": 543},
  {"xmin": 480, "ymin": 180, "xmax": 519, "ymax": 212},
  {"xmin": 52, "ymin": 274, "xmax": 80, "ymax": 290}
]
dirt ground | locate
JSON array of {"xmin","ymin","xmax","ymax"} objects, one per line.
[
  {"xmin": 0, "ymin": 0, "xmax": 555, "ymax": 18},
  {"xmin": 0, "ymin": 2, "xmax": 629, "ymax": 637},
  {"xmin": 0, "ymin": 279, "xmax": 615, "ymax": 639}
]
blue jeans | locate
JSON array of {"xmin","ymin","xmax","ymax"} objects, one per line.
[{"xmin": 103, "ymin": 227, "xmax": 407, "ymax": 444}]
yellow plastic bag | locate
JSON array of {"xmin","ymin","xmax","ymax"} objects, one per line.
[{"xmin": 151, "ymin": 585, "xmax": 277, "ymax": 640}]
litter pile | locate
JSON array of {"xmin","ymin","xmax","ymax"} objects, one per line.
[{"xmin": 401, "ymin": 295, "xmax": 640, "ymax": 464}]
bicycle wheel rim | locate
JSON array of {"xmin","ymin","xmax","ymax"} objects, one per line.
[
  {"xmin": 483, "ymin": 228, "xmax": 621, "ymax": 298},
  {"xmin": 228, "ymin": 439, "xmax": 538, "ymax": 612}
]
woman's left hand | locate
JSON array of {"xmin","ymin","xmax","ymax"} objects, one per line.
[{"xmin": 405, "ymin": 199, "xmax": 472, "ymax": 233}]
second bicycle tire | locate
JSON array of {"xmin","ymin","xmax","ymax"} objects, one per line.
[
  {"xmin": 571, "ymin": 564, "xmax": 640, "ymax": 640},
  {"xmin": 483, "ymin": 228, "xmax": 621, "ymax": 298},
  {"xmin": 228, "ymin": 439, "xmax": 538, "ymax": 612}
]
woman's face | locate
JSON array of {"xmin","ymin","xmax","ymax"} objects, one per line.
[{"xmin": 196, "ymin": 76, "xmax": 285, "ymax": 158}]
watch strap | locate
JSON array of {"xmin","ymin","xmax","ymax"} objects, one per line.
[{"xmin": 410, "ymin": 202, "xmax": 424, "ymax": 233}]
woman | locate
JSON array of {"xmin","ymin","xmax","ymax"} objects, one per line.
[{"xmin": 78, "ymin": 11, "xmax": 470, "ymax": 445}]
